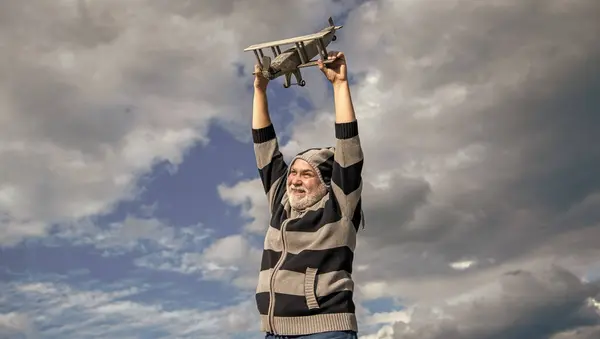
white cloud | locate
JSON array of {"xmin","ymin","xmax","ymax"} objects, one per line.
[
  {"xmin": 366, "ymin": 310, "xmax": 412, "ymax": 326},
  {"xmin": 0, "ymin": 312, "xmax": 38, "ymax": 339},
  {"xmin": 449, "ymin": 260, "xmax": 477, "ymax": 271},
  {"xmin": 3, "ymin": 280, "xmax": 260, "ymax": 339},
  {"xmin": 180, "ymin": 233, "xmax": 262, "ymax": 289},
  {"xmin": 134, "ymin": 233, "xmax": 262, "ymax": 290},
  {"xmin": 218, "ymin": 179, "xmax": 270, "ymax": 234},
  {"xmin": 58, "ymin": 216, "xmax": 210, "ymax": 255},
  {"xmin": 360, "ymin": 325, "xmax": 395, "ymax": 339}
]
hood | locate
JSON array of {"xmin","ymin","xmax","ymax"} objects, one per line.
[
  {"xmin": 289, "ymin": 147, "xmax": 365, "ymax": 229},
  {"xmin": 288, "ymin": 147, "xmax": 335, "ymax": 187}
]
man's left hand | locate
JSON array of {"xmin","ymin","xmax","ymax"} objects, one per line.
[{"xmin": 318, "ymin": 51, "xmax": 347, "ymax": 85}]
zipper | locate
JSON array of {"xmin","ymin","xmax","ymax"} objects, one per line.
[{"xmin": 268, "ymin": 219, "xmax": 290, "ymax": 334}]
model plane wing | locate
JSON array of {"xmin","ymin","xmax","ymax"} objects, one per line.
[
  {"xmin": 296, "ymin": 59, "xmax": 335, "ymax": 68},
  {"xmin": 243, "ymin": 30, "xmax": 330, "ymax": 51}
]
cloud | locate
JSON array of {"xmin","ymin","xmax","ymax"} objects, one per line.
[
  {"xmin": 224, "ymin": 0, "xmax": 600, "ymax": 290},
  {"xmin": 53, "ymin": 216, "xmax": 211, "ymax": 256},
  {"xmin": 134, "ymin": 233, "xmax": 262, "ymax": 290},
  {"xmin": 218, "ymin": 179, "xmax": 270, "ymax": 234},
  {"xmin": 0, "ymin": 312, "xmax": 38, "ymax": 339},
  {"xmin": 2, "ymin": 279, "xmax": 259, "ymax": 339},
  {"xmin": 0, "ymin": 0, "xmax": 357, "ymax": 247},
  {"xmin": 219, "ymin": 0, "xmax": 600, "ymax": 336},
  {"xmin": 360, "ymin": 325, "xmax": 394, "ymax": 339},
  {"xmin": 551, "ymin": 326, "xmax": 600, "ymax": 339},
  {"xmin": 389, "ymin": 266, "xmax": 600, "ymax": 339},
  {"xmin": 3, "ymin": 0, "xmax": 599, "ymax": 338},
  {"xmin": 0, "ymin": 0, "xmax": 219, "ymax": 245}
]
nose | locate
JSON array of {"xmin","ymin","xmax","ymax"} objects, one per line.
[{"xmin": 288, "ymin": 174, "xmax": 300, "ymax": 184}]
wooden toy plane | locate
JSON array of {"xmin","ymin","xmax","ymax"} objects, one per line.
[{"xmin": 244, "ymin": 17, "xmax": 343, "ymax": 88}]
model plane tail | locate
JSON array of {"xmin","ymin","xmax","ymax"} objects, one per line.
[{"xmin": 327, "ymin": 16, "xmax": 343, "ymax": 31}]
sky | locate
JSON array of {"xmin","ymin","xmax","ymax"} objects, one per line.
[{"xmin": 1, "ymin": 0, "xmax": 600, "ymax": 338}]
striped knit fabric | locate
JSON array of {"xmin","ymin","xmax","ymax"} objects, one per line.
[{"xmin": 252, "ymin": 120, "xmax": 364, "ymax": 336}]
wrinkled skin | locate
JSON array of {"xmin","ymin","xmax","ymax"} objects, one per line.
[{"xmin": 286, "ymin": 159, "xmax": 327, "ymax": 211}]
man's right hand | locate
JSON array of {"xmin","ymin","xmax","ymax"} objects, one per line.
[
  {"xmin": 252, "ymin": 64, "xmax": 272, "ymax": 129},
  {"xmin": 254, "ymin": 64, "xmax": 270, "ymax": 91}
]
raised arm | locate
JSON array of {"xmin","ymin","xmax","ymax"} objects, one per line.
[
  {"xmin": 318, "ymin": 52, "xmax": 364, "ymax": 219},
  {"xmin": 252, "ymin": 65, "xmax": 288, "ymax": 211}
]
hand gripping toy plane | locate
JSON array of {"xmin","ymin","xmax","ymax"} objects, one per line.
[{"xmin": 244, "ymin": 17, "xmax": 343, "ymax": 88}]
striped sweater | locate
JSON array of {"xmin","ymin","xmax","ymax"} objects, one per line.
[{"xmin": 252, "ymin": 120, "xmax": 364, "ymax": 335}]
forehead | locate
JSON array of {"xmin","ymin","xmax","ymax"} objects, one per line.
[{"xmin": 290, "ymin": 159, "xmax": 314, "ymax": 172}]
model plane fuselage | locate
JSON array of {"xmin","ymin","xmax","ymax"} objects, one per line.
[
  {"xmin": 244, "ymin": 17, "xmax": 342, "ymax": 88},
  {"xmin": 269, "ymin": 29, "xmax": 336, "ymax": 78}
]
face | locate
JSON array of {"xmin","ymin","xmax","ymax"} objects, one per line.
[{"xmin": 286, "ymin": 159, "xmax": 327, "ymax": 210}]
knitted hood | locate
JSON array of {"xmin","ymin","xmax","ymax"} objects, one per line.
[
  {"xmin": 288, "ymin": 147, "xmax": 335, "ymax": 187},
  {"xmin": 288, "ymin": 147, "xmax": 365, "ymax": 229}
]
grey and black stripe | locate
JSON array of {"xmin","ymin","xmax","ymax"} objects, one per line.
[{"xmin": 252, "ymin": 120, "xmax": 364, "ymax": 336}]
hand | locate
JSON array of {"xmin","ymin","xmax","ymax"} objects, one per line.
[
  {"xmin": 254, "ymin": 64, "xmax": 270, "ymax": 91},
  {"xmin": 318, "ymin": 51, "xmax": 347, "ymax": 85}
]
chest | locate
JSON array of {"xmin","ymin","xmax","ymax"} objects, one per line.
[{"xmin": 271, "ymin": 194, "xmax": 341, "ymax": 232}]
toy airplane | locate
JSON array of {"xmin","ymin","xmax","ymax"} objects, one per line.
[{"xmin": 244, "ymin": 17, "xmax": 343, "ymax": 88}]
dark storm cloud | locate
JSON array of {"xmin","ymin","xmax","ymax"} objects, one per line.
[
  {"xmin": 210, "ymin": 5, "xmax": 600, "ymax": 338},
  {"xmin": 220, "ymin": 0, "xmax": 600, "ymax": 310},
  {"xmin": 323, "ymin": 0, "xmax": 600, "ymax": 284},
  {"xmin": 552, "ymin": 325, "xmax": 600, "ymax": 339},
  {"xmin": 391, "ymin": 266, "xmax": 600, "ymax": 339},
  {"xmin": 357, "ymin": 53, "xmax": 600, "ymax": 269}
]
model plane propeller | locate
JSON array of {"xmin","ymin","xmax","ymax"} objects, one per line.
[{"xmin": 244, "ymin": 17, "xmax": 343, "ymax": 88}]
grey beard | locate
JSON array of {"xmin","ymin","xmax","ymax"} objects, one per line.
[{"xmin": 287, "ymin": 184, "xmax": 328, "ymax": 211}]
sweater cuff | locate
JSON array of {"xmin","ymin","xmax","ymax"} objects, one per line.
[
  {"xmin": 252, "ymin": 124, "xmax": 276, "ymax": 143},
  {"xmin": 335, "ymin": 120, "xmax": 359, "ymax": 139}
]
